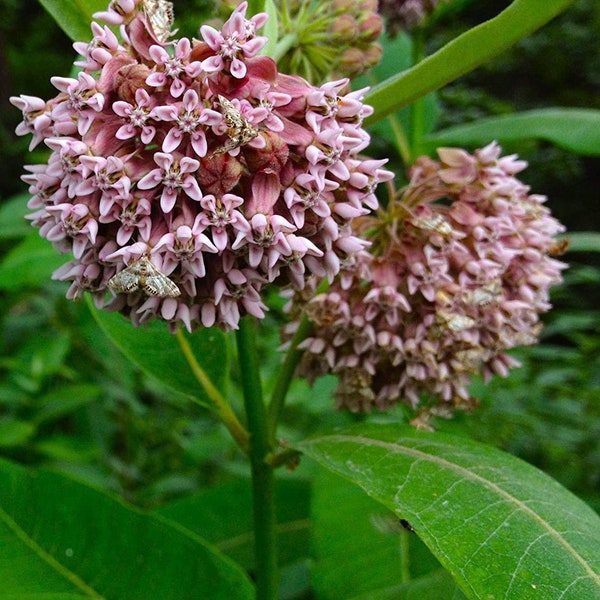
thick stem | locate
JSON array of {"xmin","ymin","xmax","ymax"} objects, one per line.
[{"xmin": 236, "ymin": 317, "xmax": 278, "ymax": 600}]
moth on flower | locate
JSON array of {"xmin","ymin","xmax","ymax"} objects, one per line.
[
  {"xmin": 142, "ymin": 0, "xmax": 175, "ymax": 43},
  {"xmin": 108, "ymin": 255, "xmax": 181, "ymax": 297},
  {"xmin": 211, "ymin": 95, "xmax": 259, "ymax": 156},
  {"xmin": 410, "ymin": 213, "xmax": 454, "ymax": 236}
]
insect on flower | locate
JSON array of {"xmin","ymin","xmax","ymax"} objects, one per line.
[
  {"xmin": 108, "ymin": 255, "xmax": 181, "ymax": 297},
  {"xmin": 142, "ymin": 0, "xmax": 175, "ymax": 43},
  {"xmin": 211, "ymin": 95, "xmax": 259, "ymax": 156},
  {"xmin": 409, "ymin": 213, "xmax": 454, "ymax": 236}
]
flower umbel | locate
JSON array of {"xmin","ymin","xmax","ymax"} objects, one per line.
[
  {"xmin": 290, "ymin": 143, "xmax": 567, "ymax": 423},
  {"xmin": 11, "ymin": 0, "xmax": 392, "ymax": 332}
]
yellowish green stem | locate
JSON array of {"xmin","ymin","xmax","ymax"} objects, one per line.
[{"xmin": 175, "ymin": 329, "xmax": 249, "ymax": 452}]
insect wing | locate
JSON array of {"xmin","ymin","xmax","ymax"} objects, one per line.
[
  {"xmin": 108, "ymin": 256, "xmax": 180, "ymax": 297},
  {"xmin": 143, "ymin": 272, "xmax": 181, "ymax": 297},
  {"xmin": 138, "ymin": 257, "xmax": 181, "ymax": 297},
  {"xmin": 212, "ymin": 95, "xmax": 259, "ymax": 156},
  {"xmin": 108, "ymin": 264, "xmax": 141, "ymax": 293},
  {"xmin": 142, "ymin": 0, "xmax": 174, "ymax": 43}
]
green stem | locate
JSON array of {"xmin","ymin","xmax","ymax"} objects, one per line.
[
  {"xmin": 272, "ymin": 32, "xmax": 299, "ymax": 63},
  {"xmin": 399, "ymin": 528, "xmax": 411, "ymax": 583},
  {"xmin": 267, "ymin": 313, "xmax": 313, "ymax": 438},
  {"xmin": 236, "ymin": 317, "xmax": 278, "ymax": 600},
  {"xmin": 175, "ymin": 329, "xmax": 249, "ymax": 452},
  {"xmin": 389, "ymin": 113, "xmax": 413, "ymax": 166}
]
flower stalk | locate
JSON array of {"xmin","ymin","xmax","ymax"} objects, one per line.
[
  {"xmin": 236, "ymin": 316, "xmax": 278, "ymax": 600},
  {"xmin": 175, "ymin": 329, "xmax": 250, "ymax": 451}
]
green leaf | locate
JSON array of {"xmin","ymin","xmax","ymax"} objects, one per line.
[
  {"xmin": 423, "ymin": 109, "xmax": 600, "ymax": 156},
  {"xmin": 0, "ymin": 194, "xmax": 32, "ymax": 239},
  {"xmin": 565, "ymin": 232, "xmax": 600, "ymax": 253},
  {"xmin": 2, "ymin": 595, "xmax": 89, "ymax": 600},
  {"xmin": 35, "ymin": 384, "xmax": 102, "ymax": 425},
  {"xmin": 259, "ymin": 0, "xmax": 279, "ymax": 59},
  {"xmin": 0, "ymin": 458, "xmax": 254, "ymax": 599},
  {"xmin": 350, "ymin": 570, "xmax": 465, "ymax": 600},
  {"xmin": 88, "ymin": 299, "xmax": 228, "ymax": 405},
  {"xmin": 365, "ymin": 0, "xmax": 577, "ymax": 124},
  {"xmin": 37, "ymin": 0, "xmax": 107, "ymax": 43},
  {"xmin": 0, "ymin": 421, "xmax": 36, "ymax": 447},
  {"xmin": 295, "ymin": 424, "xmax": 600, "ymax": 600},
  {"xmin": 157, "ymin": 478, "xmax": 311, "ymax": 570},
  {"xmin": 311, "ymin": 470, "xmax": 444, "ymax": 600},
  {"xmin": 0, "ymin": 233, "xmax": 66, "ymax": 290}
]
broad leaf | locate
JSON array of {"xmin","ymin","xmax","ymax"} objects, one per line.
[
  {"xmin": 34, "ymin": 384, "xmax": 102, "ymax": 425},
  {"xmin": 0, "ymin": 421, "xmax": 36, "ymax": 447},
  {"xmin": 89, "ymin": 300, "xmax": 228, "ymax": 405},
  {"xmin": 350, "ymin": 570, "xmax": 465, "ymax": 600},
  {"xmin": 0, "ymin": 233, "xmax": 65, "ymax": 290},
  {"xmin": 311, "ymin": 470, "xmax": 448, "ymax": 600},
  {"xmin": 37, "ymin": 0, "xmax": 107, "ymax": 43},
  {"xmin": 0, "ymin": 194, "xmax": 31, "ymax": 240},
  {"xmin": 0, "ymin": 458, "xmax": 254, "ymax": 599},
  {"xmin": 157, "ymin": 477, "xmax": 311, "ymax": 570},
  {"xmin": 365, "ymin": 0, "xmax": 576, "ymax": 124},
  {"xmin": 424, "ymin": 109, "xmax": 600, "ymax": 156},
  {"xmin": 295, "ymin": 424, "xmax": 600, "ymax": 600}
]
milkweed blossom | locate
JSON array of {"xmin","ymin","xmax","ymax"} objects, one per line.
[
  {"xmin": 289, "ymin": 143, "xmax": 567, "ymax": 422},
  {"xmin": 11, "ymin": 0, "xmax": 392, "ymax": 331}
]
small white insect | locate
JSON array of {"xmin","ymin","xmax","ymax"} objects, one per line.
[
  {"xmin": 410, "ymin": 213, "xmax": 454, "ymax": 236},
  {"xmin": 212, "ymin": 95, "xmax": 259, "ymax": 156},
  {"xmin": 464, "ymin": 279, "xmax": 502, "ymax": 306},
  {"xmin": 108, "ymin": 255, "xmax": 181, "ymax": 297},
  {"xmin": 434, "ymin": 310, "xmax": 476, "ymax": 333},
  {"xmin": 142, "ymin": 0, "xmax": 174, "ymax": 43}
]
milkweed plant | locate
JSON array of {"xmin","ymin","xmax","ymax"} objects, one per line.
[{"xmin": 6, "ymin": 0, "xmax": 600, "ymax": 599}]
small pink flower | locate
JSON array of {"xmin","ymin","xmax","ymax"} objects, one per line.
[
  {"xmin": 113, "ymin": 88, "xmax": 157, "ymax": 144},
  {"xmin": 146, "ymin": 38, "xmax": 202, "ymax": 97},
  {"xmin": 138, "ymin": 152, "xmax": 202, "ymax": 212},
  {"xmin": 200, "ymin": 2, "xmax": 268, "ymax": 79}
]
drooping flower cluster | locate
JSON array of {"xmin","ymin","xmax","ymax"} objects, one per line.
[
  {"xmin": 379, "ymin": 0, "xmax": 444, "ymax": 35},
  {"xmin": 290, "ymin": 143, "xmax": 567, "ymax": 421},
  {"xmin": 11, "ymin": 0, "xmax": 392, "ymax": 331}
]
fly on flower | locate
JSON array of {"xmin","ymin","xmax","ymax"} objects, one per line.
[
  {"xmin": 142, "ymin": 0, "xmax": 174, "ymax": 43},
  {"xmin": 108, "ymin": 255, "xmax": 181, "ymax": 297},
  {"xmin": 212, "ymin": 95, "xmax": 259, "ymax": 156}
]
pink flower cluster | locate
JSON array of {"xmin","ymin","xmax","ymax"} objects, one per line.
[
  {"xmin": 11, "ymin": 0, "xmax": 392, "ymax": 331},
  {"xmin": 293, "ymin": 143, "xmax": 567, "ymax": 419}
]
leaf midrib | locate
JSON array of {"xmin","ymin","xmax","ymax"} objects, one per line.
[
  {"xmin": 313, "ymin": 434, "xmax": 600, "ymax": 587},
  {"xmin": 0, "ymin": 505, "xmax": 105, "ymax": 599}
]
